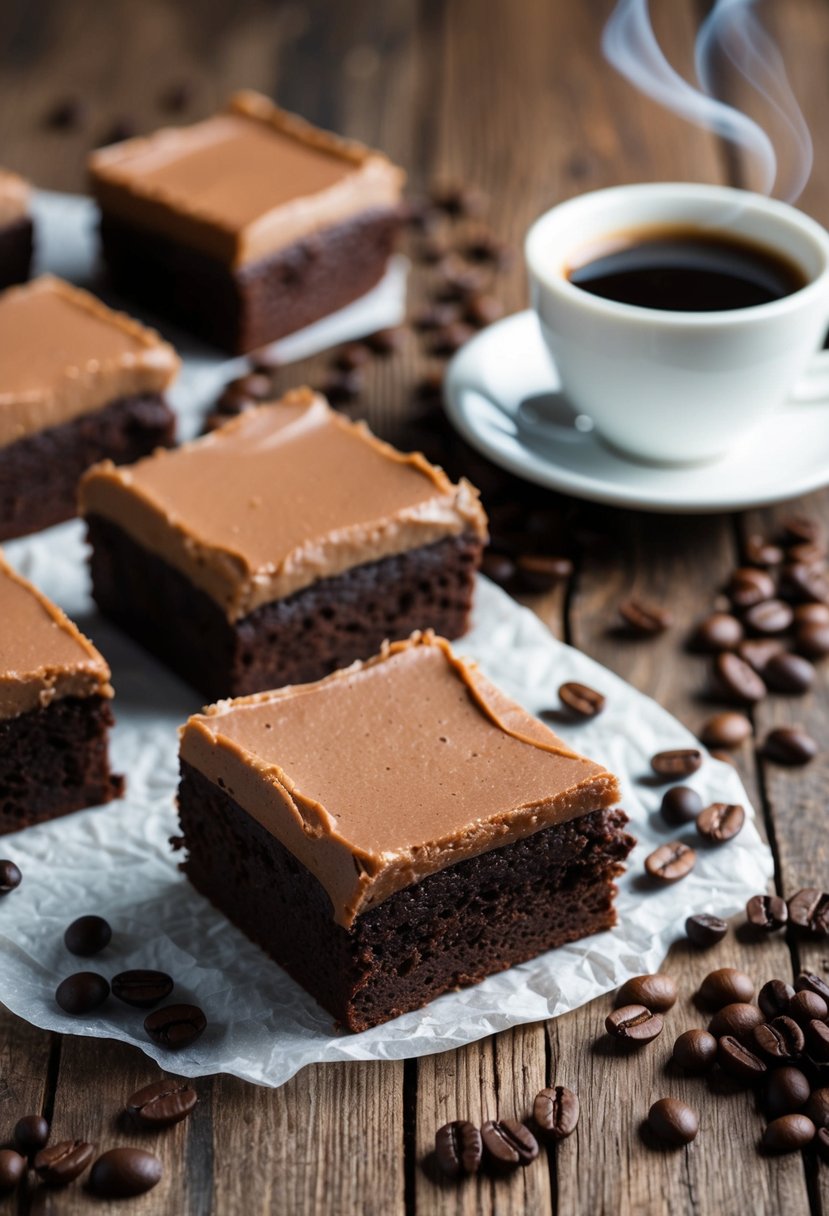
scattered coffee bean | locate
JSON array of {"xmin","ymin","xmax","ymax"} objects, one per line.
[
  {"xmin": 463, "ymin": 230, "xmax": 513, "ymax": 266},
  {"xmin": 788, "ymin": 541, "xmax": 827, "ymax": 566},
  {"xmin": 746, "ymin": 893, "xmax": 788, "ymax": 931},
  {"xmin": 430, "ymin": 320, "xmax": 475, "ymax": 355},
  {"xmin": 764, "ymin": 652, "xmax": 815, "ymax": 695},
  {"xmin": 761, "ymin": 1113, "xmax": 815, "ymax": 1154},
  {"xmin": 699, "ymin": 712, "xmax": 751, "ymax": 749},
  {"xmin": 333, "ymin": 342, "xmax": 371, "ymax": 371},
  {"xmin": 366, "ymin": 326, "xmax": 405, "ymax": 355},
  {"xmin": 559, "ymin": 681, "xmax": 606, "ymax": 718},
  {"xmin": 465, "ymin": 293, "xmax": 505, "ymax": 328},
  {"xmin": 699, "ymin": 968, "xmax": 754, "ymax": 1008},
  {"xmin": 481, "ymin": 552, "xmax": 515, "ymax": 585},
  {"xmin": 616, "ymin": 973, "xmax": 677, "ymax": 1013},
  {"xmin": 744, "ymin": 535, "xmax": 784, "ymax": 568},
  {"xmin": 795, "ymin": 620, "xmax": 829, "ymax": 658},
  {"xmin": 322, "ymin": 368, "xmax": 363, "ymax": 405},
  {"xmin": 515, "ymin": 554, "xmax": 573, "ymax": 591},
  {"xmin": 45, "ymin": 96, "xmax": 87, "ymax": 130},
  {"xmin": 788, "ymin": 892, "xmax": 829, "ymax": 935},
  {"xmin": 661, "ymin": 786, "xmax": 703, "ymax": 826},
  {"xmin": 762, "ymin": 726, "xmax": 817, "ymax": 766},
  {"xmin": 696, "ymin": 802, "xmax": 745, "ymax": 845},
  {"xmin": 788, "ymin": 989, "xmax": 828, "ymax": 1025},
  {"xmin": 645, "ymin": 842, "xmax": 696, "ymax": 883},
  {"xmin": 144, "ymin": 1003, "xmax": 207, "ymax": 1049},
  {"xmin": 14, "ymin": 1114, "xmax": 49, "ymax": 1156},
  {"xmin": 714, "ymin": 652, "xmax": 767, "ymax": 703},
  {"xmin": 619, "ymin": 598, "xmax": 671, "ymax": 635},
  {"xmin": 435, "ymin": 257, "xmax": 489, "ymax": 301},
  {"xmin": 126, "ymin": 1078, "xmax": 198, "ymax": 1128},
  {"xmin": 651, "ymin": 749, "xmax": 702, "ymax": 779},
  {"xmin": 759, "ymin": 979, "xmax": 796, "ymax": 1019},
  {"xmin": 112, "ymin": 970, "xmax": 174, "ymax": 1009},
  {"xmin": 34, "ymin": 1139, "xmax": 95, "ymax": 1186},
  {"xmin": 765, "ymin": 1067, "xmax": 811, "ymax": 1118},
  {"xmin": 533, "ymin": 1086, "xmax": 579, "ymax": 1140},
  {"xmin": 56, "ymin": 971, "xmax": 109, "ymax": 1015},
  {"xmin": 412, "ymin": 302, "xmax": 458, "ymax": 331},
  {"xmin": 0, "ymin": 1149, "xmax": 25, "ymax": 1191},
  {"xmin": 806, "ymin": 1019, "xmax": 829, "ymax": 1062},
  {"xmin": 817, "ymin": 1127, "xmax": 829, "ymax": 1163},
  {"xmin": 435, "ymin": 1120, "xmax": 482, "ymax": 1178},
  {"xmin": 480, "ymin": 1119, "xmax": 538, "ymax": 1169},
  {"xmin": 0, "ymin": 859, "xmax": 21, "ymax": 893},
  {"xmin": 708, "ymin": 1002, "xmax": 764, "ymax": 1041},
  {"xmin": 781, "ymin": 514, "xmax": 822, "ymax": 547},
  {"xmin": 728, "ymin": 567, "xmax": 775, "ymax": 609},
  {"xmin": 431, "ymin": 183, "xmax": 487, "ymax": 219},
  {"xmin": 647, "ymin": 1097, "xmax": 698, "ymax": 1146},
  {"xmin": 753, "ymin": 1016, "xmax": 805, "ymax": 1062},
  {"xmin": 806, "ymin": 1088, "xmax": 829, "ymax": 1128},
  {"xmin": 215, "ymin": 373, "xmax": 273, "ymax": 416},
  {"xmin": 717, "ymin": 1035, "xmax": 767, "ymax": 1083},
  {"xmin": 88, "ymin": 1147, "xmax": 162, "ymax": 1198},
  {"xmin": 744, "ymin": 599, "xmax": 794, "ymax": 636},
  {"xmin": 693, "ymin": 612, "xmax": 743, "ymax": 652},
  {"xmin": 737, "ymin": 637, "xmax": 785, "ymax": 674},
  {"xmin": 779, "ymin": 562, "xmax": 829, "ymax": 605},
  {"xmin": 672, "ymin": 1028, "xmax": 718, "ymax": 1072},
  {"xmin": 795, "ymin": 971, "xmax": 829, "ymax": 1002},
  {"xmin": 795, "ymin": 601, "xmax": 829, "ymax": 625},
  {"xmin": 685, "ymin": 914, "xmax": 728, "ymax": 948},
  {"xmin": 64, "ymin": 914, "xmax": 112, "ymax": 957},
  {"xmin": 605, "ymin": 1004, "xmax": 664, "ymax": 1044}
]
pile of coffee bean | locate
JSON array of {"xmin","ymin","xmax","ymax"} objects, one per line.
[{"xmin": 434, "ymin": 1085, "xmax": 578, "ymax": 1181}]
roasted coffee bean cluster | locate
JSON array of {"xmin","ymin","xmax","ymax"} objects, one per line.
[{"xmin": 434, "ymin": 1085, "xmax": 579, "ymax": 1181}]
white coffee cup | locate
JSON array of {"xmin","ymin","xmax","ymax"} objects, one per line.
[{"xmin": 525, "ymin": 182, "xmax": 829, "ymax": 465}]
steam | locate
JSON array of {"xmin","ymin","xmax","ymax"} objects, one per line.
[{"xmin": 602, "ymin": 0, "xmax": 812, "ymax": 202}]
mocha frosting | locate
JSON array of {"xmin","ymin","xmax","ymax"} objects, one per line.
[
  {"xmin": 180, "ymin": 633, "xmax": 621, "ymax": 928},
  {"xmin": 88, "ymin": 91, "xmax": 405, "ymax": 268},
  {"xmin": 0, "ymin": 169, "xmax": 29, "ymax": 226},
  {"xmin": 0, "ymin": 551, "xmax": 113, "ymax": 720},
  {"xmin": 0, "ymin": 276, "xmax": 179, "ymax": 449},
  {"xmin": 80, "ymin": 389, "xmax": 488, "ymax": 622}
]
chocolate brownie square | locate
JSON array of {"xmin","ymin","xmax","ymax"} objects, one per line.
[{"xmin": 0, "ymin": 170, "xmax": 33, "ymax": 290}]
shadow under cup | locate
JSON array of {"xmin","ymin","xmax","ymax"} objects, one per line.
[{"xmin": 525, "ymin": 183, "xmax": 829, "ymax": 466}]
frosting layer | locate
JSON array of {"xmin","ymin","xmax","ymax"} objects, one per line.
[
  {"xmin": 0, "ymin": 276, "xmax": 179, "ymax": 449},
  {"xmin": 0, "ymin": 550, "xmax": 113, "ymax": 720},
  {"xmin": 0, "ymin": 169, "xmax": 29, "ymax": 225},
  {"xmin": 89, "ymin": 91, "xmax": 405, "ymax": 268},
  {"xmin": 80, "ymin": 389, "xmax": 488, "ymax": 622},
  {"xmin": 180, "ymin": 633, "xmax": 621, "ymax": 927}
]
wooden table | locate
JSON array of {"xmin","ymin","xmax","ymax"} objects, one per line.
[{"xmin": 2, "ymin": 1, "xmax": 828, "ymax": 1211}]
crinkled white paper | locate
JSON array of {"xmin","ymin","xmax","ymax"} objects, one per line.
[{"xmin": 0, "ymin": 193, "xmax": 773, "ymax": 1087}]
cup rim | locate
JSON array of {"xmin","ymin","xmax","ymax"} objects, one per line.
[{"xmin": 525, "ymin": 182, "xmax": 829, "ymax": 327}]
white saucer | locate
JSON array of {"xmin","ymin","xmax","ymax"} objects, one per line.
[{"xmin": 444, "ymin": 310, "xmax": 829, "ymax": 514}]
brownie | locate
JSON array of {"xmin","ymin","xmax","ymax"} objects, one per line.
[
  {"xmin": 177, "ymin": 633, "xmax": 633, "ymax": 1031},
  {"xmin": 0, "ymin": 552, "xmax": 123, "ymax": 834},
  {"xmin": 80, "ymin": 389, "xmax": 488, "ymax": 699},
  {"xmin": 88, "ymin": 91, "xmax": 406, "ymax": 353},
  {"xmin": 0, "ymin": 170, "xmax": 33, "ymax": 289},
  {"xmin": 0, "ymin": 276, "xmax": 178, "ymax": 540}
]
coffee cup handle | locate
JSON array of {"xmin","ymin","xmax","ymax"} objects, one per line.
[{"xmin": 788, "ymin": 350, "xmax": 829, "ymax": 404}]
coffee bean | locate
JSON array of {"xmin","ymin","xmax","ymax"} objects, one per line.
[
  {"xmin": 696, "ymin": 802, "xmax": 745, "ymax": 844},
  {"xmin": 0, "ymin": 1150, "xmax": 25, "ymax": 1191},
  {"xmin": 463, "ymin": 231, "xmax": 514, "ymax": 267},
  {"xmin": 480, "ymin": 1119, "xmax": 539, "ymax": 1168},
  {"xmin": 737, "ymin": 638, "xmax": 785, "ymax": 674},
  {"xmin": 788, "ymin": 541, "xmax": 827, "ymax": 566},
  {"xmin": 533, "ymin": 1086, "xmax": 579, "ymax": 1140},
  {"xmin": 699, "ymin": 711, "xmax": 751, "ymax": 749},
  {"xmin": 647, "ymin": 1097, "xmax": 698, "ymax": 1146},
  {"xmin": 435, "ymin": 1120, "xmax": 482, "ymax": 1178},
  {"xmin": 672, "ymin": 1028, "xmax": 717, "ymax": 1072},
  {"xmin": 788, "ymin": 989, "xmax": 828, "ymax": 1025},
  {"xmin": 699, "ymin": 968, "xmax": 754, "ymax": 1008},
  {"xmin": 805, "ymin": 1088, "xmax": 829, "ymax": 1128},
  {"xmin": 481, "ymin": 552, "xmax": 515, "ymax": 586},
  {"xmin": 795, "ymin": 601, "xmax": 829, "ymax": 625},
  {"xmin": 619, "ymin": 598, "xmax": 672, "ymax": 635},
  {"xmin": 765, "ymin": 1067, "xmax": 811, "ymax": 1118},
  {"xmin": 333, "ymin": 343, "xmax": 371, "ymax": 372},
  {"xmin": 56, "ymin": 972, "xmax": 109, "ymax": 1015},
  {"xmin": 709, "ymin": 1002, "xmax": 764, "ymax": 1041},
  {"xmin": 717, "ymin": 1035, "xmax": 768, "ymax": 1083},
  {"xmin": 366, "ymin": 327, "xmax": 406, "ymax": 355},
  {"xmin": 745, "ymin": 535, "xmax": 784, "ymax": 568},
  {"xmin": 685, "ymin": 913, "xmax": 728, "ymax": 948},
  {"xmin": 111, "ymin": 970, "xmax": 174, "ymax": 1009},
  {"xmin": 817, "ymin": 1127, "xmax": 829, "ymax": 1163},
  {"xmin": 714, "ymin": 652, "xmax": 767, "ymax": 703},
  {"xmin": 779, "ymin": 563, "xmax": 829, "ymax": 605},
  {"xmin": 788, "ymin": 892, "xmax": 829, "ymax": 935},
  {"xmin": 0, "ymin": 859, "xmax": 21, "ymax": 893},
  {"xmin": 743, "ymin": 599, "xmax": 793, "ymax": 636},
  {"xmin": 795, "ymin": 620, "xmax": 829, "ymax": 658},
  {"xmin": 14, "ymin": 1114, "xmax": 49, "ymax": 1155},
  {"xmin": 616, "ymin": 973, "xmax": 677, "ymax": 1013},
  {"xmin": 559, "ymin": 681, "xmax": 606, "ymax": 718},
  {"xmin": 729, "ymin": 567, "xmax": 775, "ymax": 609},
  {"xmin": 644, "ymin": 842, "xmax": 696, "ymax": 883},
  {"xmin": 759, "ymin": 979, "xmax": 796, "ymax": 1019},
  {"xmin": 435, "ymin": 257, "xmax": 490, "ymax": 302},
  {"xmin": 89, "ymin": 1147, "xmax": 162, "ymax": 1198},
  {"xmin": 746, "ymin": 893, "xmax": 788, "ymax": 931},
  {"xmin": 692, "ymin": 612, "xmax": 743, "ymax": 653},
  {"xmin": 34, "ymin": 1139, "xmax": 95, "ymax": 1186},
  {"xmin": 795, "ymin": 971, "xmax": 829, "ymax": 1002},
  {"xmin": 322, "ymin": 369, "xmax": 363, "ymax": 404},
  {"xmin": 762, "ymin": 726, "xmax": 817, "ymax": 766},
  {"xmin": 430, "ymin": 320, "xmax": 475, "ymax": 355},
  {"xmin": 64, "ymin": 915, "xmax": 112, "ymax": 957},
  {"xmin": 45, "ymin": 96, "xmax": 87, "ymax": 130},
  {"xmin": 144, "ymin": 1003, "xmax": 206, "ymax": 1049},
  {"xmin": 126, "ymin": 1078, "xmax": 198, "ymax": 1128},
  {"xmin": 651, "ymin": 749, "xmax": 702, "ymax": 779},
  {"xmin": 412, "ymin": 302, "xmax": 458, "ymax": 331},
  {"xmin": 465, "ymin": 293, "xmax": 505, "ymax": 328},
  {"xmin": 515, "ymin": 554, "xmax": 573, "ymax": 591},
  {"xmin": 661, "ymin": 786, "xmax": 703, "ymax": 826},
  {"xmin": 807, "ymin": 1019, "xmax": 829, "ymax": 1063},
  {"xmin": 781, "ymin": 514, "xmax": 823, "ymax": 547},
  {"xmin": 753, "ymin": 1016, "xmax": 805, "ymax": 1062},
  {"xmin": 761, "ymin": 1113, "xmax": 815, "ymax": 1153},
  {"xmin": 431, "ymin": 183, "xmax": 487, "ymax": 219},
  {"xmin": 605, "ymin": 1004, "xmax": 664, "ymax": 1044},
  {"xmin": 764, "ymin": 652, "xmax": 815, "ymax": 694}
]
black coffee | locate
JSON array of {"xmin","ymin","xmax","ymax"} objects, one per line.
[{"xmin": 567, "ymin": 226, "xmax": 808, "ymax": 312}]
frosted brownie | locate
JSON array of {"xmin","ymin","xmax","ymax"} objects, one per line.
[
  {"xmin": 0, "ymin": 170, "xmax": 33, "ymax": 289},
  {"xmin": 0, "ymin": 276, "xmax": 178, "ymax": 540},
  {"xmin": 81, "ymin": 389, "xmax": 487, "ymax": 699},
  {"xmin": 88, "ymin": 90, "xmax": 406, "ymax": 353},
  {"xmin": 0, "ymin": 552, "xmax": 123, "ymax": 834},
  {"xmin": 177, "ymin": 633, "xmax": 633, "ymax": 1031}
]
